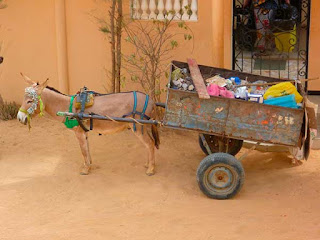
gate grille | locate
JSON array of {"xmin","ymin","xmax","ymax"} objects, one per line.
[{"xmin": 232, "ymin": 0, "xmax": 311, "ymax": 85}]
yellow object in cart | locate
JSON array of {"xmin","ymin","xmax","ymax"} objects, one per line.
[{"xmin": 263, "ymin": 82, "xmax": 303, "ymax": 103}]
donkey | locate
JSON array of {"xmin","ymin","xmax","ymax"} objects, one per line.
[{"xmin": 17, "ymin": 74, "xmax": 160, "ymax": 176}]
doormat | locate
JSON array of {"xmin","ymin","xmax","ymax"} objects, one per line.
[{"xmin": 254, "ymin": 59, "xmax": 287, "ymax": 70}]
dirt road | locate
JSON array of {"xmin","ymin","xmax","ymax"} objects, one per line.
[{"xmin": 0, "ymin": 118, "xmax": 320, "ymax": 240}]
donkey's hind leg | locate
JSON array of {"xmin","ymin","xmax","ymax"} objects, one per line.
[
  {"xmin": 133, "ymin": 126, "xmax": 156, "ymax": 176},
  {"xmin": 74, "ymin": 126, "xmax": 92, "ymax": 175}
]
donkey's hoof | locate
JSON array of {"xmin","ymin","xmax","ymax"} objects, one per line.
[
  {"xmin": 144, "ymin": 163, "xmax": 149, "ymax": 169},
  {"xmin": 80, "ymin": 166, "xmax": 90, "ymax": 175},
  {"xmin": 146, "ymin": 169, "xmax": 155, "ymax": 176}
]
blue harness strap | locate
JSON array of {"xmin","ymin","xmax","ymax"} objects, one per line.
[
  {"xmin": 140, "ymin": 94, "xmax": 149, "ymax": 133},
  {"xmin": 123, "ymin": 91, "xmax": 150, "ymax": 133},
  {"xmin": 141, "ymin": 95, "xmax": 149, "ymax": 118},
  {"xmin": 132, "ymin": 91, "xmax": 137, "ymax": 131}
]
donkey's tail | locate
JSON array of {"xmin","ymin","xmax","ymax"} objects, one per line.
[{"xmin": 151, "ymin": 125, "xmax": 160, "ymax": 149}]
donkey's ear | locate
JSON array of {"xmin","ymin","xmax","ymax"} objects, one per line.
[
  {"xmin": 20, "ymin": 72, "xmax": 35, "ymax": 85},
  {"xmin": 37, "ymin": 78, "xmax": 49, "ymax": 94}
]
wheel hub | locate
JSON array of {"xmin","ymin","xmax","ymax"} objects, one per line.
[{"xmin": 208, "ymin": 167, "xmax": 233, "ymax": 189}]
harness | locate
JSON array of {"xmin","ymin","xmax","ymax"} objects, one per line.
[
  {"xmin": 19, "ymin": 87, "xmax": 44, "ymax": 130},
  {"xmin": 122, "ymin": 91, "xmax": 150, "ymax": 132},
  {"xmin": 64, "ymin": 92, "xmax": 93, "ymax": 132},
  {"xmin": 65, "ymin": 90, "xmax": 150, "ymax": 133},
  {"xmin": 64, "ymin": 95, "xmax": 80, "ymax": 129},
  {"xmin": 20, "ymin": 86, "xmax": 151, "ymax": 133}
]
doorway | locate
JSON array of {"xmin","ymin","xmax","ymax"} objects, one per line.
[{"xmin": 232, "ymin": 0, "xmax": 311, "ymax": 83}]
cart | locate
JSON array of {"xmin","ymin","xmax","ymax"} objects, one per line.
[{"xmin": 57, "ymin": 60, "xmax": 307, "ymax": 200}]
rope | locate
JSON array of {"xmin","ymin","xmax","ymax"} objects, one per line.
[
  {"xmin": 105, "ymin": 114, "xmax": 144, "ymax": 126},
  {"xmin": 105, "ymin": 114, "xmax": 119, "ymax": 123},
  {"xmin": 128, "ymin": 117, "xmax": 144, "ymax": 126},
  {"xmin": 38, "ymin": 96, "xmax": 44, "ymax": 117}
]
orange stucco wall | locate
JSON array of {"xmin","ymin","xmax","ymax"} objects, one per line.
[
  {"xmin": 308, "ymin": 0, "xmax": 320, "ymax": 91},
  {"xmin": 0, "ymin": 0, "xmax": 318, "ymax": 103},
  {"xmin": 65, "ymin": 0, "xmax": 110, "ymax": 94},
  {"xmin": 0, "ymin": 0, "xmax": 59, "ymax": 102},
  {"xmin": 0, "ymin": 0, "xmax": 224, "ymax": 102}
]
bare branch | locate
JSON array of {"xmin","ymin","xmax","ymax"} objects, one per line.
[{"xmin": 122, "ymin": 18, "xmax": 193, "ymax": 103}]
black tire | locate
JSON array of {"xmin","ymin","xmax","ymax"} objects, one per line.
[
  {"xmin": 199, "ymin": 135, "xmax": 243, "ymax": 156},
  {"xmin": 197, "ymin": 153, "xmax": 245, "ymax": 199}
]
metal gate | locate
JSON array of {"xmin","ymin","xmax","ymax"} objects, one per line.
[{"xmin": 232, "ymin": 0, "xmax": 311, "ymax": 83}]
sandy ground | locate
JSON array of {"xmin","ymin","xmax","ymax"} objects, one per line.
[{"xmin": 1, "ymin": 117, "xmax": 320, "ymax": 240}]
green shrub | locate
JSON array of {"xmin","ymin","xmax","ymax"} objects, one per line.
[{"xmin": 0, "ymin": 95, "xmax": 19, "ymax": 120}]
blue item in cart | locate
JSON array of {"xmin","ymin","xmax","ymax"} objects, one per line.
[
  {"xmin": 230, "ymin": 77, "xmax": 241, "ymax": 85},
  {"xmin": 264, "ymin": 94, "xmax": 300, "ymax": 109}
]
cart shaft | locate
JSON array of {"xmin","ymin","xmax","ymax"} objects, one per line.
[{"xmin": 56, "ymin": 112, "xmax": 160, "ymax": 125}]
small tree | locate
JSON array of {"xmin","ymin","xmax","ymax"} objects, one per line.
[
  {"xmin": 100, "ymin": 0, "xmax": 123, "ymax": 93},
  {"xmin": 122, "ymin": 18, "xmax": 193, "ymax": 104}
]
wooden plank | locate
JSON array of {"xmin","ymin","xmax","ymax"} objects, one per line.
[{"xmin": 187, "ymin": 58, "xmax": 210, "ymax": 99}]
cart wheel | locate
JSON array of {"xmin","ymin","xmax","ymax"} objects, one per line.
[
  {"xmin": 197, "ymin": 153, "xmax": 244, "ymax": 199},
  {"xmin": 199, "ymin": 135, "xmax": 243, "ymax": 156}
]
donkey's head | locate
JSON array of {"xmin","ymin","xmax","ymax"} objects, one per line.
[{"xmin": 17, "ymin": 73, "xmax": 48, "ymax": 129}]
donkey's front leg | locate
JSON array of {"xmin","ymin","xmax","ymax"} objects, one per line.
[{"xmin": 74, "ymin": 127, "xmax": 92, "ymax": 175}]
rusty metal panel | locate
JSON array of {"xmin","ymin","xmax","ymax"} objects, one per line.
[
  {"xmin": 163, "ymin": 88, "xmax": 304, "ymax": 147},
  {"xmin": 164, "ymin": 90, "xmax": 229, "ymax": 135},
  {"xmin": 225, "ymin": 100, "xmax": 303, "ymax": 146}
]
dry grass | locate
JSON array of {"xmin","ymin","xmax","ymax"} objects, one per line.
[{"xmin": 0, "ymin": 94, "xmax": 19, "ymax": 120}]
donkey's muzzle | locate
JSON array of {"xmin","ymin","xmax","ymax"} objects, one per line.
[
  {"xmin": 17, "ymin": 111, "xmax": 27, "ymax": 125},
  {"xmin": 18, "ymin": 117, "xmax": 27, "ymax": 125}
]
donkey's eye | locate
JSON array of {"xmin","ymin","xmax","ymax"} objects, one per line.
[{"xmin": 27, "ymin": 100, "xmax": 33, "ymax": 104}]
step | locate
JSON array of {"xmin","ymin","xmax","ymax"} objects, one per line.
[{"xmin": 307, "ymin": 95, "xmax": 320, "ymax": 149}]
